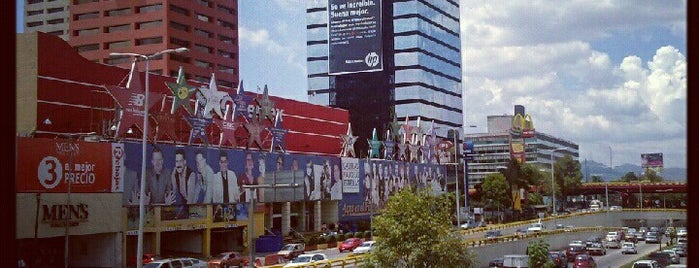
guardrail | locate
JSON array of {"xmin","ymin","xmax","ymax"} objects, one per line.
[{"xmin": 262, "ymin": 255, "xmax": 367, "ymax": 268}]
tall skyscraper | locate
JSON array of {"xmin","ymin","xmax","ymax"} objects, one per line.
[
  {"xmin": 59, "ymin": 0, "xmax": 239, "ymax": 89},
  {"xmin": 23, "ymin": 0, "xmax": 71, "ymax": 40},
  {"xmin": 306, "ymin": 0, "xmax": 463, "ymax": 152}
]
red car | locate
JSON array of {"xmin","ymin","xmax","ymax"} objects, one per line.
[
  {"xmin": 566, "ymin": 245, "xmax": 587, "ymax": 262},
  {"xmin": 572, "ymin": 253, "xmax": 597, "ymax": 268},
  {"xmin": 127, "ymin": 253, "xmax": 160, "ymax": 267},
  {"xmin": 207, "ymin": 251, "xmax": 250, "ymax": 268},
  {"xmin": 338, "ymin": 238, "xmax": 363, "ymax": 252}
]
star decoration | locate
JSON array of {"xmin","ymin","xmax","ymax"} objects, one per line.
[
  {"xmin": 367, "ymin": 128, "xmax": 382, "ymax": 159},
  {"xmin": 420, "ymin": 142, "xmax": 431, "ymax": 164},
  {"xmin": 383, "ymin": 130, "xmax": 395, "ymax": 160},
  {"xmin": 233, "ymin": 80, "xmax": 253, "ymax": 121},
  {"xmin": 244, "ymin": 115, "xmax": 265, "ymax": 149},
  {"xmin": 196, "ymin": 73, "xmax": 232, "ymax": 119},
  {"xmin": 389, "ymin": 114, "xmax": 403, "ymax": 142},
  {"xmin": 213, "ymin": 108, "xmax": 239, "ymax": 147},
  {"xmin": 400, "ymin": 116, "xmax": 416, "ymax": 144},
  {"xmin": 397, "ymin": 143, "xmax": 408, "ymax": 161},
  {"xmin": 425, "ymin": 121, "xmax": 441, "ymax": 163},
  {"xmin": 413, "ymin": 116, "xmax": 425, "ymax": 138},
  {"xmin": 256, "ymin": 85, "xmax": 276, "ymax": 122},
  {"xmin": 104, "ymin": 62, "xmax": 163, "ymax": 139},
  {"xmin": 340, "ymin": 123, "xmax": 358, "ymax": 157},
  {"xmin": 268, "ymin": 111, "xmax": 288, "ymax": 153},
  {"xmin": 185, "ymin": 114, "xmax": 212, "ymax": 145},
  {"xmin": 166, "ymin": 66, "xmax": 197, "ymax": 115},
  {"xmin": 408, "ymin": 134, "xmax": 420, "ymax": 163},
  {"xmin": 152, "ymin": 111, "xmax": 178, "ymax": 142}
]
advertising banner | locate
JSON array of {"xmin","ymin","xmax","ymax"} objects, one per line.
[
  {"xmin": 342, "ymin": 157, "xmax": 360, "ymax": 193},
  {"xmin": 17, "ymin": 137, "xmax": 113, "ymax": 193},
  {"xmin": 328, "ymin": 0, "xmax": 383, "ymax": 75},
  {"xmin": 338, "ymin": 159, "xmax": 446, "ymax": 222},
  {"xmin": 641, "ymin": 153, "xmax": 663, "ymax": 172}
]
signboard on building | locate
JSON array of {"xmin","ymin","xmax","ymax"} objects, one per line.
[
  {"xmin": 641, "ymin": 153, "xmax": 663, "ymax": 172},
  {"xmin": 328, "ymin": 0, "xmax": 383, "ymax": 75}
]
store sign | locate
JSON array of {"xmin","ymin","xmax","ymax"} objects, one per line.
[
  {"xmin": 41, "ymin": 203, "xmax": 89, "ymax": 227},
  {"xmin": 328, "ymin": 0, "xmax": 383, "ymax": 75}
]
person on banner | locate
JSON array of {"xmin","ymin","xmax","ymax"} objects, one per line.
[
  {"xmin": 143, "ymin": 147, "xmax": 176, "ymax": 205},
  {"xmin": 238, "ymin": 152, "xmax": 258, "ymax": 202},
  {"xmin": 213, "ymin": 151, "xmax": 241, "ymax": 204},
  {"xmin": 171, "ymin": 148, "xmax": 193, "ymax": 204},
  {"xmin": 190, "ymin": 150, "xmax": 214, "ymax": 203},
  {"xmin": 256, "ymin": 154, "xmax": 267, "ymax": 202},
  {"xmin": 304, "ymin": 160, "xmax": 315, "ymax": 200},
  {"xmin": 363, "ymin": 161, "xmax": 372, "ymax": 203},
  {"xmin": 320, "ymin": 160, "xmax": 332, "ymax": 200},
  {"xmin": 330, "ymin": 163, "xmax": 342, "ymax": 200}
]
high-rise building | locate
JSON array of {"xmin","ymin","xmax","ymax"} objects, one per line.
[
  {"xmin": 305, "ymin": 0, "xmax": 463, "ymax": 152},
  {"xmin": 23, "ymin": 0, "xmax": 71, "ymax": 40},
  {"xmin": 65, "ymin": 0, "xmax": 239, "ymax": 89}
]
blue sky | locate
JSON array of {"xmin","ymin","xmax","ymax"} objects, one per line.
[{"xmin": 16, "ymin": 1, "xmax": 687, "ymax": 170}]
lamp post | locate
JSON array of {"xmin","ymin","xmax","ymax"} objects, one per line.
[
  {"xmin": 550, "ymin": 147, "xmax": 566, "ymax": 227},
  {"xmin": 110, "ymin": 47, "xmax": 188, "ymax": 268}
]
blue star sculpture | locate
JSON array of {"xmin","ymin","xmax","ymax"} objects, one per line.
[
  {"xmin": 383, "ymin": 129, "xmax": 395, "ymax": 160},
  {"xmin": 233, "ymin": 80, "xmax": 253, "ymax": 121},
  {"xmin": 367, "ymin": 128, "xmax": 382, "ymax": 159},
  {"xmin": 268, "ymin": 111, "xmax": 288, "ymax": 153},
  {"xmin": 185, "ymin": 114, "xmax": 212, "ymax": 145}
]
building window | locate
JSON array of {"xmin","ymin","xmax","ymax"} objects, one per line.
[
  {"xmin": 47, "ymin": 18, "xmax": 64, "ymax": 25},
  {"xmin": 169, "ymin": 4, "xmax": 189, "ymax": 16},
  {"xmin": 136, "ymin": 36, "xmax": 163, "ymax": 46},
  {"xmin": 169, "ymin": 21, "xmax": 189, "ymax": 32},
  {"xmin": 218, "ymin": 65, "xmax": 235, "ymax": 74},
  {"xmin": 73, "ymin": 0, "xmax": 99, "ymax": 4},
  {"xmin": 105, "ymin": 8, "xmax": 130, "ymax": 17},
  {"xmin": 47, "ymin": 30, "xmax": 64, "ymax": 36},
  {"xmin": 75, "ymin": 12, "xmax": 99, "ymax": 20},
  {"xmin": 106, "ymin": 40, "xmax": 131, "ymax": 49},
  {"xmin": 136, "ymin": 20, "xmax": 162, "ymax": 29},
  {"xmin": 27, "ymin": 10, "xmax": 43, "ymax": 16},
  {"xmin": 76, "ymin": 43, "xmax": 99, "ymax": 52},
  {"xmin": 216, "ymin": 4, "xmax": 235, "ymax": 15},
  {"xmin": 194, "ymin": 28, "xmax": 212, "ymax": 38},
  {"xmin": 194, "ymin": 60, "xmax": 212, "ymax": 68},
  {"xmin": 28, "ymin": 0, "xmax": 43, "ymax": 4},
  {"xmin": 105, "ymin": 24, "xmax": 130, "ymax": 33},
  {"xmin": 75, "ymin": 28, "xmax": 99, "ymax": 36},
  {"xmin": 170, "ymin": 37, "xmax": 190, "ymax": 48},
  {"xmin": 217, "ymin": 19, "xmax": 236, "ymax": 30},
  {"xmin": 196, "ymin": 13, "xmax": 210, "ymax": 22},
  {"xmin": 218, "ymin": 34, "xmax": 234, "ymax": 44},
  {"xmin": 196, "ymin": 0, "xmax": 212, "ymax": 8},
  {"xmin": 217, "ymin": 49, "xmax": 235, "ymax": 59},
  {"xmin": 47, "ymin": 7, "xmax": 64, "ymax": 14},
  {"xmin": 138, "ymin": 4, "xmax": 162, "ymax": 13},
  {"xmin": 194, "ymin": 44, "xmax": 213, "ymax": 54},
  {"xmin": 170, "ymin": 54, "xmax": 190, "ymax": 64},
  {"xmin": 105, "ymin": 56, "xmax": 130, "ymax": 65},
  {"xmin": 26, "ymin": 21, "xmax": 44, "ymax": 27},
  {"xmin": 218, "ymin": 80, "xmax": 233, "ymax": 88}
]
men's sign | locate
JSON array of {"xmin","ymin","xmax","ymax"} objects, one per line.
[{"xmin": 328, "ymin": 0, "xmax": 383, "ymax": 75}]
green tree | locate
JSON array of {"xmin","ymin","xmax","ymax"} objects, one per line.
[
  {"xmin": 527, "ymin": 239, "xmax": 556, "ymax": 268},
  {"xmin": 522, "ymin": 163, "xmax": 546, "ymax": 188},
  {"xmin": 621, "ymin": 172, "xmax": 638, "ymax": 182},
  {"xmin": 555, "ymin": 155, "xmax": 583, "ymax": 208},
  {"xmin": 642, "ymin": 169, "xmax": 663, "ymax": 182},
  {"xmin": 365, "ymin": 188, "xmax": 475, "ymax": 268},
  {"xmin": 591, "ymin": 175, "xmax": 604, "ymax": 183},
  {"xmin": 481, "ymin": 173, "xmax": 511, "ymax": 216}
]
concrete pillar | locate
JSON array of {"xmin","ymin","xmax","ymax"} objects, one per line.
[
  {"xmin": 154, "ymin": 232, "xmax": 161, "ymax": 255},
  {"xmin": 265, "ymin": 204, "xmax": 273, "ymax": 232},
  {"xmin": 314, "ymin": 201, "xmax": 322, "ymax": 232},
  {"xmin": 282, "ymin": 202, "xmax": 291, "ymax": 236},
  {"xmin": 299, "ymin": 202, "xmax": 307, "ymax": 232},
  {"xmin": 203, "ymin": 229, "xmax": 211, "ymax": 257}
]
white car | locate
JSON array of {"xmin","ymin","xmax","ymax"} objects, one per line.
[
  {"xmin": 352, "ymin": 240, "xmax": 376, "ymax": 254},
  {"xmin": 527, "ymin": 220, "xmax": 544, "ymax": 233},
  {"xmin": 283, "ymin": 253, "xmax": 328, "ymax": 268},
  {"xmin": 144, "ymin": 257, "xmax": 207, "ymax": 268},
  {"xmin": 621, "ymin": 242, "xmax": 637, "ymax": 254}
]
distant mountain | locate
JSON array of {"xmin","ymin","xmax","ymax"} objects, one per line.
[{"xmin": 580, "ymin": 160, "xmax": 686, "ymax": 182}]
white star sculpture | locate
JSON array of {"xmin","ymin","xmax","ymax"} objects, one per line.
[
  {"xmin": 197, "ymin": 73, "xmax": 232, "ymax": 119},
  {"xmin": 340, "ymin": 123, "xmax": 358, "ymax": 157}
]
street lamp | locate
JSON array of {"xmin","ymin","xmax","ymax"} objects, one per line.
[
  {"xmin": 110, "ymin": 47, "xmax": 188, "ymax": 268},
  {"xmin": 549, "ymin": 147, "xmax": 566, "ymax": 227}
]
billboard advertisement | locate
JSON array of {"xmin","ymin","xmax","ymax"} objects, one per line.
[
  {"xmin": 328, "ymin": 0, "xmax": 383, "ymax": 75},
  {"xmin": 17, "ymin": 137, "xmax": 114, "ymax": 193},
  {"xmin": 338, "ymin": 159, "xmax": 446, "ymax": 222},
  {"xmin": 641, "ymin": 153, "xmax": 663, "ymax": 172}
]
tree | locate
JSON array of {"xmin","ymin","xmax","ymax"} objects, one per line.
[
  {"xmin": 642, "ymin": 169, "xmax": 663, "ymax": 182},
  {"xmin": 481, "ymin": 173, "xmax": 511, "ymax": 221},
  {"xmin": 554, "ymin": 155, "xmax": 583, "ymax": 208},
  {"xmin": 621, "ymin": 172, "xmax": 638, "ymax": 182},
  {"xmin": 365, "ymin": 188, "xmax": 475, "ymax": 268},
  {"xmin": 591, "ymin": 175, "xmax": 604, "ymax": 183},
  {"xmin": 521, "ymin": 163, "xmax": 546, "ymax": 188},
  {"xmin": 527, "ymin": 239, "xmax": 556, "ymax": 268}
]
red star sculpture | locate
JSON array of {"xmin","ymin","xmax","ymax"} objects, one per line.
[
  {"xmin": 214, "ymin": 117, "xmax": 239, "ymax": 147},
  {"xmin": 104, "ymin": 63, "xmax": 163, "ymax": 139},
  {"xmin": 152, "ymin": 111, "xmax": 178, "ymax": 142}
]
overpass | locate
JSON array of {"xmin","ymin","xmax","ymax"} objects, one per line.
[{"xmin": 579, "ymin": 181, "xmax": 687, "ymax": 194}]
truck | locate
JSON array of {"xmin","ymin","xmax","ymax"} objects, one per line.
[{"xmin": 503, "ymin": 254, "xmax": 529, "ymax": 268}]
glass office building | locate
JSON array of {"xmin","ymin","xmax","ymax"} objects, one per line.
[{"xmin": 306, "ymin": 0, "xmax": 463, "ymax": 152}]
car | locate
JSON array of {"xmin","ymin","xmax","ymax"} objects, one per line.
[
  {"xmin": 670, "ymin": 245, "xmax": 687, "ymax": 257},
  {"xmin": 572, "ymin": 253, "xmax": 596, "ymax": 268},
  {"xmin": 631, "ymin": 260, "xmax": 661, "ymax": 268},
  {"xmin": 352, "ymin": 240, "xmax": 376, "ymax": 255},
  {"xmin": 647, "ymin": 251, "xmax": 673, "ymax": 267},
  {"xmin": 666, "ymin": 265, "xmax": 687, "ymax": 268},
  {"xmin": 207, "ymin": 251, "xmax": 249, "ymax": 268},
  {"xmin": 604, "ymin": 238, "xmax": 620, "ymax": 249},
  {"xmin": 635, "ymin": 231, "xmax": 646, "ymax": 241},
  {"xmin": 338, "ymin": 238, "xmax": 363, "ymax": 252},
  {"xmin": 586, "ymin": 241, "xmax": 606, "ymax": 255},
  {"xmin": 566, "ymin": 245, "xmax": 587, "ymax": 262},
  {"xmin": 143, "ymin": 257, "xmax": 207, "ymax": 268},
  {"xmin": 515, "ymin": 228, "xmax": 529, "ymax": 236},
  {"xmin": 527, "ymin": 220, "xmax": 544, "ymax": 233},
  {"xmin": 488, "ymin": 257, "xmax": 504, "ymax": 268},
  {"xmin": 484, "ymin": 230, "xmax": 502, "ymax": 239},
  {"xmin": 277, "ymin": 243, "xmax": 305, "ymax": 261},
  {"xmin": 547, "ymin": 251, "xmax": 567, "ymax": 268},
  {"xmin": 645, "ymin": 231, "xmax": 661, "ymax": 244},
  {"xmin": 676, "ymin": 227, "xmax": 687, "ymax": 237},
  {"xmin": 621, "ymin": 242, "xmax": 637, "ymax": 254},
  {"xmin": 661, "ymin": 250, "xmax": 680, "ymax": 264},
  {"xmin": 609, "ymin": 205, "xmax": 623, "ymax": 211},
  {"xmin": 282, "ymin": 253, "xmax": 328, "ymax": 268},
  {"xmin": 676, "ymin": 236, "xmax": 687, "ymax": 245},
  {"xmin": 460, "ymin": 220, "xmax": 477, "ymax": 229}
]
